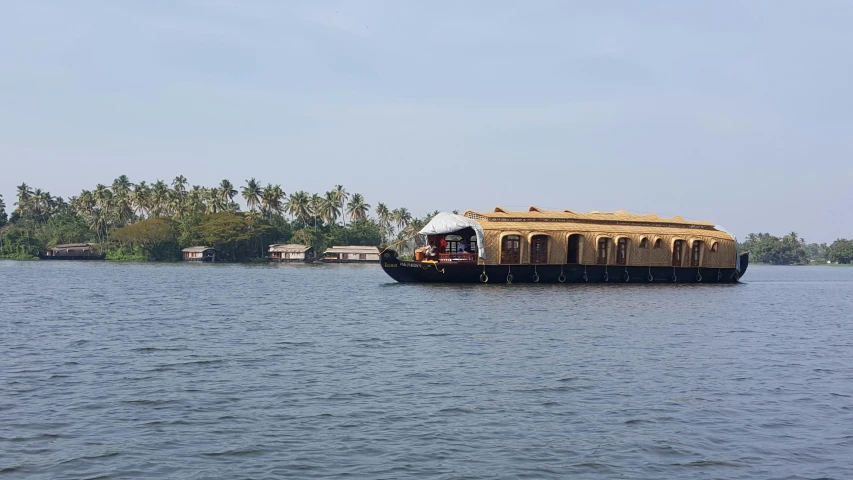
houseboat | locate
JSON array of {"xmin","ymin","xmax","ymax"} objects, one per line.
[
  {"xmin": 322, "ymin": 246, "xmax": 381, "ymax": 263},
  {"xmin": 380, "ymin": 208, "xmax": 749, "ymax": 284},
  {"xmin": 268, "ymin": 244, "xmax": 315, "ymax": 263},
  {"xmin": 182, "ymin": 246, "xmax": 223, "ymax": 262},
  {"xmin": 38, "ymin": 243, "xmax": 105, "ymax": 260}
]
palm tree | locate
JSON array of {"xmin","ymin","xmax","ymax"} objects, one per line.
[
  {"xmin": 787, "ymin": 231, "xmax": 799, "ymax": 246},
  {"xmin": 87, "ymin": 209, "xmax": 109, "ymax": 244},
  {"xmin": 111, "ymin": 176, "xmax": 135, "ymax": 225},
  {"xmin": 261, "ymin": 184, "xmax": 285, "ymax": 219},
  {"xmin": 15, "ymin": 183, "xmax": 33, "ymax": 215},
  {"xmin": 392, "ymin": 207, "xmax": 411, "ymax": 232},
  {"xmin": 150, "ymin": 180, "xmax": 170, "ymax": 217},
  {"xmin": 286, "ymin": 191, "xmax": 311, "ymax": 226},
  {"xmin": 376, "ymin": 203, "xmax": 391, "ymax": 243},
  {"xmin": 0, "ymin": 194, "xmax": 6, "ymax": 224},
  {"xmin": 309, "ymin": 193, "xmax": 323, "ymax": 228},
  {"xmin": 131, "ymin": 181, "xmax": 151, "ymax": 218},
  {"xmin": 112, "ymin": 175, "xmax": 133, "ymax": 197},
  {"xmin": 322, "ymin": 191, "xmax": 340, "ymax": 225},
  {"xmin": 242, "ymin": 178, "xmax": 262, "ymax": 212},
  {"xmin": 93, "ymin": 184, "xmax": 113, "ymax": 216},
  {"xmin": 332, "ymin": 185, "xmax": 348, "ymax": 227},
  {"xmin": 346, "ymin": 193, "xmax": 370, "ymax": 222},
  {"xmin": 172, "ymin": 175, "xmax": 187, "ymax": 195},
  {"xmin": 219, "ymin": 179, "xmax": 237, "ymax": 210}
]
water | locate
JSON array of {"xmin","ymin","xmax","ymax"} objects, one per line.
[{"xmin": 1, "ymin": 261, "xmax": 852, "ymax": 479}]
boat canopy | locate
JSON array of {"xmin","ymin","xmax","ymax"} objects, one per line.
[{"xmin": 419, "ymin": 212, "xmax": 486, "ymax": 259}]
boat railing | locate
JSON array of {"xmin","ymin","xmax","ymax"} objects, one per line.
[{"xmin": 437, "ymin": 252, "xmax": 478, "ymax": 263}]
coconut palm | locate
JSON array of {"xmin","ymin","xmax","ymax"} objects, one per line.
[
  {"xmin": 286, "ymin": 191, "xmax": 311, "ymax": 226},
  {"xmin": 346, "ymin": 193, "xmax": 370, "ymax": 222},
  {"xmin": 172, "ymin": 175, "xmax": 187, "ymax": 195},
  {"xmin": 332, "ymin": 185, "xmax": 348, "ymax": 227},
  {"xmin": 112, "ymin": 175, "xmax": 133, "ymax": 197},
  {"xmin": 219, "ymin": 179, "xmax": 237, "ymax": 210},
  {"xmin": 376, "ymin": 202, "xmax": 391, "ymax": 243},
  {"xmin": 150, "ymin": 180, "xmax": 170, "ymax": 217},
  {"xmin": 309, "ymin": 193, "xmax": 323, "ymax": 227},
  {"xmin": 87, "ymin": 209, "xmax": 109, "ymax": 244},
  {"xmin": 261, "ymin": 184, "xmax": 285, "ymax": 219},
  {"xmin": 15, "ymin": 183, "xmax": 33, "ymax": 215},
  {"xmin": 241, "ymin": 178, "xmax": 262, "ymax": 212},
  {"xmin": 131, "ymin": 181, "xmax": 150, "ymax": 218},
  {"xmin": 321, "ymin": 191, "xmax": 340, "ymax": 225},
  {"xmin": 111, "ymin": 176, "xmax": 135, "ymax": 225},
  {"xmin": 392, "ymin": 207, "xmax": 411, "ymax": 232}
]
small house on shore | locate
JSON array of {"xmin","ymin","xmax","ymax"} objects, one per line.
[
  {"xmin": 268, "ymin": 244, "xmax": 315, "ymax": 263},
  {"xmin": 39, "ymin": 243, "xmax": 105, "ymax": 260},
  {"xmin": 182, "ymin": 246, "xmax": 223, "ymax": 262},
  {"xmin": 322, "ymin": 246, "xmax": 381, "ymax": 263}
]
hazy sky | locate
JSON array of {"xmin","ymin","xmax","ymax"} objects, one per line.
[{"xmin": 1, "ymin": 1, "xmax": 851, "ymax": 242}]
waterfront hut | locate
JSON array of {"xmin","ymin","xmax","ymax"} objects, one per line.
[
  {"xmin": 182, "ymin": 246, "xmax": 222, "ymax": 262},
  {"xmin": 322, "ymin": 246, "xmax": 381, "ymax": 263},
  {"xmin": 268, "ymin": 244, "xmax": 315, "ymax": 263},
  {"xmin": 39, "ymin": 243, "xmax": 105, "ymax": 260}
]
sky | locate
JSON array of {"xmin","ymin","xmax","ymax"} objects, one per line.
[{"xmin": 1, "ymin": 1, "xmax": 851, "ymax": 243}]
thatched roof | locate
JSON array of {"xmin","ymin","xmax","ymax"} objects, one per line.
[
  {"xmin": 324, "ymin": 246, "xmax": 380, "ymax": 254},
  {"xmin": 464, "ymin": 207, "xmax": 731, "ymax": 239},
  {"xmin": 53, "ymin": 243, "xmax": 93, "ymax": 249},
  {"xmin": 466, "ymin": 206, "xmax": 715, "ymax": 227},
  {"xmin": 269, "ymin": 244, "xmax": 312, "ymax": 253}
]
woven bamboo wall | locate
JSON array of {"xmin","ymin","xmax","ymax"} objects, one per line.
[{"xmin": 477, "ymin": 223, "xmax": 737, "ymax": 268}]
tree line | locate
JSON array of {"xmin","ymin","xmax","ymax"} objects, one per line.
[
  {"xmin": 739, "ymin": 232, "xmax": 853, "ymax": 265},
  {"xmin": 0, "ymin": 177, "xmax": 434, "ymax": 261}
]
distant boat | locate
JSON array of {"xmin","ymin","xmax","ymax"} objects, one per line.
[
  {"xmin": 38, "ymin": 243, "xmax": 105, "ymax": 260},
  {"xmin": 322, "ymin": 246, "xmax": 381, "ymax": 263},
  {"xmin": 380, "ymin": 207, "xmax": 749, "ymax": 284}
]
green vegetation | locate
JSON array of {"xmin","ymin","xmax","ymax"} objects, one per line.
[
  {"xmin": 739, "ymin": 232, "xmax": 853, "ymax": 265},
  {"xmin": 1, "ymin": 178, "xmax": 434, "ymax": 261}
]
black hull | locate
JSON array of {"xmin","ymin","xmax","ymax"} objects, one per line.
[{"xmin": 379, "ymin": 250, "xmax": 749, "ymax": 284}]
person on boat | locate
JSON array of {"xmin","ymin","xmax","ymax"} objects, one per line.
[{"xmin": 457, "ymin": 242, "xmax": 467, "ymax": 253}]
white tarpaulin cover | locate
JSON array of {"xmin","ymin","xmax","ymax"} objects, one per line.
[{"xmin": 419, "ymin": 212, "xmax": 486, "ymax": 259}]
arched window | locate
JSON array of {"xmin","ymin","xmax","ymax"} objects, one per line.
[
  {"xmin": 469, "ymin": 235, "xmax": 478, "ymax": 254},
  {"xmin": 444, "ymin": 234, "xmax": 463, "ymax": 253},
  {"xmin": 691, "ymin": 241, "xmax": 703, "ymax": 266},
  {"xmin": 710, "ymin": 242, "xmax": 719, "ymax": 252},
  {"xmin": 597, "ymin": 237, "xmax": 610, "ymax": 265},
  {"xmin": 616, "ymin": 238, "xmax": 629, "ymax": 265},
  {"xmin": 501, "ymin": 235, "xmax": 520, "ymax": 264},
  {"xmin": 654, "ymin": 239, "xmax": 662, "ymax": 249},
  {"xmin": 530, "ymin": 235, "xmax": 549, "ymax": 264},
  {"xmin": 567, "ymin": 234, "xmax": 582, "ymax": 264},
  {"xmin": 639, "ymin": 237, "xmax": 649, "ymax": 248},
  {"xmin": 672, "ymin": 240, "xmax": 684, "ymax": 266}
]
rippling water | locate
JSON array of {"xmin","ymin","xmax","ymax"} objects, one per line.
[{"xmin": 2, "ymin": 261, "xmax": 852, "ymax": 479}]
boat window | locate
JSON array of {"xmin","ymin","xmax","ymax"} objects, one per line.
[
  {"xmin": 711, "ymin": 242, "xmax": 719, "ymax": 252},
  {"xmin": 530, "ymin": 235, "xmax": 549, "ymax": 264},
  {"xmin": 359, "ymin": 253, "xmax": 367, "ymax": 260},
  {"xmin": 567, "ymin": 234, "xmax": 581, "ymax": 264},
  {"xmin": 444, "ymin": 234, "xmax": 463, "ymax": 253},
  {"xmin": 597, "ymin": 238, "xmax": 610, "ymax": 265},
  {"xmin": 691, "ymin": 241, "xmax": 702, "ymax": 267},
  {"xmin": 639, "ymin": 237, "xmax": 649, "ymax": 248},
  {"xmin": 654, "ymin": 239, "xmax": 662, "ymax": 249},
  {"xmin": 616, "ymin": 238, "xmax": 628, "ymax": 265},
  {"xmin": 469, "ymin": 235, "xmax": 478, "ymax": 254},
  {"xmin": 672, "ymin": 240, "xmax": 683, "ymax": 266},
  {"xmin": 501, "ymin": 235, "xmax": 520, "ymax": 264}
]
